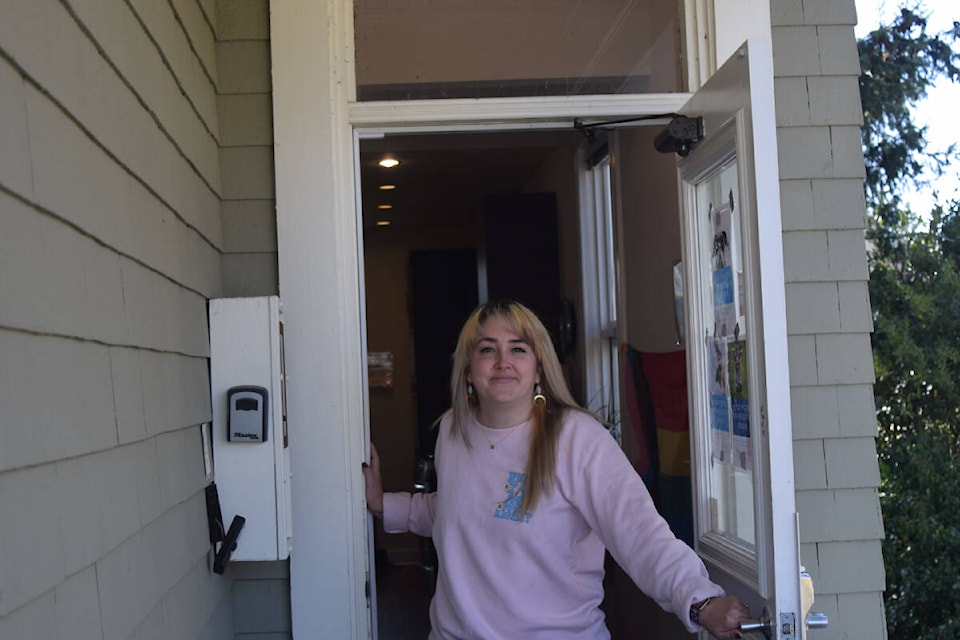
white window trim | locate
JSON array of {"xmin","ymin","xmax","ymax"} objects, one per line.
[
  {"xmin": 682, "ymin": 0, "xmax": 718, "ymax": 90},
  {"xmin": 578, "ymin": 151, "xmax": 622, "ymax": 430}
]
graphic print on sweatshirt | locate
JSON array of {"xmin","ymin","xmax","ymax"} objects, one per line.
[{"xmin": 494, "ymin": 471, "xmax": 532, "ymax": 522}]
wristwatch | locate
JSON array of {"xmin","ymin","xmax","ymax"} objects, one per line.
[{"xmin": 689, "ymin": 596, "xmax": 715, "ymax": 624}]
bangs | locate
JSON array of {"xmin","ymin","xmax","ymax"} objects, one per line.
[{"xmin": 475, "ymin": 302, "xmax": 535, "ymax": 345}]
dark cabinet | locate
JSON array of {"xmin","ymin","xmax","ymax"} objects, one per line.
[{"xmin": 482, "ymin": 193, "xmax": 565, "ymax": 357}]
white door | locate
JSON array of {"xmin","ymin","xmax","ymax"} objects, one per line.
[{"xmin": 677, "ymin": 39, "xmax": 811, "ymax": 639}]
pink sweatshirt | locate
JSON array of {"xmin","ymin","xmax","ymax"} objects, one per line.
[{"xmin": 382, "ymin": 409, "xmax": 723, "ymax": 639}]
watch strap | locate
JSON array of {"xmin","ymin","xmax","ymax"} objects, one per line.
[{"xmin": 689, "ymin": 596, "xmax": 715, "ymax": 624}]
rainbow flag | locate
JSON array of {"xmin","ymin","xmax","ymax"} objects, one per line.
[{"xmin": 622, "ymin": 345, "xmax": 693, "ymax": 547}]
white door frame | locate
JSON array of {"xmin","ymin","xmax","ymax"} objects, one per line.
[
  {"xmin": 270, "ymin": 2, "xmax": 773, "ymax": 637},
  {"xmin": 349, "ymin": 99, "xmax": 689, "ymax": 640}
]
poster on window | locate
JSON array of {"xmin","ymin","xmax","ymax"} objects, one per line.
[
  {"xmin": 727, "ymin": 339, "xmax": 751, "ymax": 470},
  {"xmin": 707, "ymin": 336, "xmax": 731, "ymax": 462},
  {"xmin": 673, "ymin": 260, "xmax": 685, "ymax": 347},
  {"xmin": 710, "ymin": 196, "xmax": 737, "ymax": 338}
]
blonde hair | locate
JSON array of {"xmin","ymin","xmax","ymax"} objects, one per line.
[{"xmin": 449, "ymin": 300, "xmax": 585, "ymax": 514}]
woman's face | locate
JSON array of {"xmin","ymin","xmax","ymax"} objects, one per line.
[{"xmin": 467, "ymin": 315, "xmax": 541, "ymax": 419}]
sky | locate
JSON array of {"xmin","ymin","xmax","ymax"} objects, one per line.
[{"xmin": 854, "ymin": 0, "xmax": 960, "ymax": 214}]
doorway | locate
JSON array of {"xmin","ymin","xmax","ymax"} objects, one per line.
[
  {"xmin": 359, "ymin": 126, "xmax": 691, "ymax": 638},
  {"xmin": 360, "ymin": 130, "xmax": 583, "ymax": 639}
]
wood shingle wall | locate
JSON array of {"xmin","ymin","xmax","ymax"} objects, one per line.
[
  {"xmin": 0, "ymin": 0, "xmax": 230, "ymax": 637},
  {"xmin": 771, "ymin": 0, "xmax": 887, "ymax": 638}
]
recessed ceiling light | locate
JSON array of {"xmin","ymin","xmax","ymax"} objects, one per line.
[
  {"xmin": 377, "ymin": 204, "xmax": 393, "ymax": 210},
  {"xmin": 379, "ymin": 157, "xmax": 400, "ymax": 168},
  {"xmin": 379, "ymin": 184, "xmax": 396, "ymax": 190},
  {"xmin": 376, "ymin": 220, "xmax": 391, "ymax": 226}
]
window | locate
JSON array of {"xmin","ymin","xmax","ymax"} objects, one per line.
[
  {"xmin": 354, "ymin": 0, "xmax": 682, "ymax": 101},
  {"xmin": 579, "ymin": 148, "xmax": 622, "ymax": 442}
]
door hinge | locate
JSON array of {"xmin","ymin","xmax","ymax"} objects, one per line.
[{"xmin": 365, "ymin": 573, "xmax": 370, "ymax": 599}]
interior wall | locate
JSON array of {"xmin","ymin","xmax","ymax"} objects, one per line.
[
  {"xmin": 364, "ymin": 224, "xmax": 479, "ymax": 564},
  {"xmin": 617, "ymin": 128, "xmax": 685, "ymax": 353},
  {"xmin": 521, "ymin": 133, "xmax": 589, "ymax": 402},
  {"xmin": 607, "ymin": 127, "xmax": 690, "ymax": 639}
]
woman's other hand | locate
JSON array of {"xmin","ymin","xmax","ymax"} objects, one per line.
[{"xmin": 362, "ymin": 443, "xmax": 384, "ymax": 519}]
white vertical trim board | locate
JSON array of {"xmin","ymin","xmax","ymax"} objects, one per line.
[{"xmin": 270, "ymin": 0, "xmax": 369, "ymax": 637}]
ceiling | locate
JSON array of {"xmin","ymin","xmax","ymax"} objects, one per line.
[{"xmin": 358, "ymin": 130, "xmax": 580, "ymax": 229}]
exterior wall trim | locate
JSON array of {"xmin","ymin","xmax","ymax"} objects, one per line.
[{"xmin": 271, "ymin": 1, "xmax": 369, "ymax": 638}]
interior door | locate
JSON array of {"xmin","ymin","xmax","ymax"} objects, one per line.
[{"xmin": 677, "ymin": 39, "xmax": 805, "ymax": 639}]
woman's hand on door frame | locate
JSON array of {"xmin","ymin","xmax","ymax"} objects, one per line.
[{"xmin": 362, "ymin": 443, "xmax": 384, "ymax": 519}]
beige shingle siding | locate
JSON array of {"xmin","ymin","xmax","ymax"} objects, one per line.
[
  {"xmin": 231, "ymin": 561, "xmax": 293, "ymax": 635},
  {"xmin": 68, "ymin": 0, "xmax": 221, "ymax": 188},
  {"xmin": 818, "ymin": 540, "xmax": 886, "ymax": 592},
  {"xmin": 797, "ymin": 0, "xmax": 858, "ymax": 25},
  {"xmin": 784, "ymin": 279, "xmax": 874, "ymax": 335},
  {"xmin": 776, "ymin": 128, "xmax": 867, "ymax": 181},
  {"xmin": 814, "ymin": 334, "xmax": 876, "ymax": 385},
  {"xmin": 791, "ymin": 383, "xmax": 878, "ymax": 440},
  {"xmin": 786, "ymin": 282, "xmax": 842, "ymax": 333},
  {"xmin": 219, "ymin": 93, "xmax": 274, "ymax": 146},
  {"xmin": 0, "ymin": 59, "xmax": 32, "ymax": 194},
  {"xmin": 214, "ymin": 3, "xmax": 289, "ymax": 636},
  {"xmin": 772, "ymin": 0, "xmax": 887, "ymax": 638},
  {"xmin": 0, "ymin": 333, "xmax": 117, "ymax": 471},
  {"xmin": 220, "ymin": 146, "xmax": 276, "ymax": 200},
  {"xmin": 217, "ymin": 0, "xmax": 279, "ymax": 299},
  {"xmin": 0, "ymin": 0, "xmax": 227, "ymax": 638},
  {"xmin": 773, "ymin": 74, "xmax": 868, "ymax": 129},
  {"xmin": 808, "ymin": 76, "xmax": 865, "ymax": 125},
  {"xmin": 1, "ymin": 0, "xmax": 223, "ymax": 251},
  {"xmin": 796, "ymin": 487, "xmax": 884, "ymax": 542},
  {"xmin": 782, "ymin": 229, "xmax": 869, "ymax": 281},
  {"xmin": 170, "ymin": 0, "xmax": 220, "ymax": 95},
  {"xmin": 778, "ymin": 178, "xmax": 868, "ymax": 231},
  {"xmin": 216, "ymin": 0, "xmax": 271, "ymax": 41}
]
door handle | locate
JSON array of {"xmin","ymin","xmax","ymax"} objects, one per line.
[
  {"xmin": 738, "ymin": 608, "xmax": 828, "ymax": 638},
  {"xmin": 806, "ymin": 611, "xmax": 829, "ymax": 629},
  {"xmin": 738, "ymin": 608, "xmax": 773, "ymax": 639}
]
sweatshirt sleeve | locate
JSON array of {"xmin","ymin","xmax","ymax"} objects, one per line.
[
  {"xmin": 382, "ymin": 491, "xmax": 438, "ymax": 537},
  {"xmin": 560, "ymin": 413, "xmax": 724, "ymax": 632}
]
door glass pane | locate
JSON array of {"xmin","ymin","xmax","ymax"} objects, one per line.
[
  {"xmin": 693, "ymin": 157, "xmax": 755, "ymax": 548},
  {"xmin": 354, "ymin": 0, "xmax": 682, "ymax": 101}
]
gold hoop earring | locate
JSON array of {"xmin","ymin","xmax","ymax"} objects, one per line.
[{"xmin": 533, "ymin": 384, "xmax": 546, "ymax": 406}]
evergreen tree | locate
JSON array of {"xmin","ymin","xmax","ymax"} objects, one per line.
[{"xmin": 859, "ymin": 7, "xmax": 960, "ymax": 638}]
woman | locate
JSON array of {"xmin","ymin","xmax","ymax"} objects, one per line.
[{"xmin": 363, "ymin": 300, "xmax": 749, "ymax": 639}]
